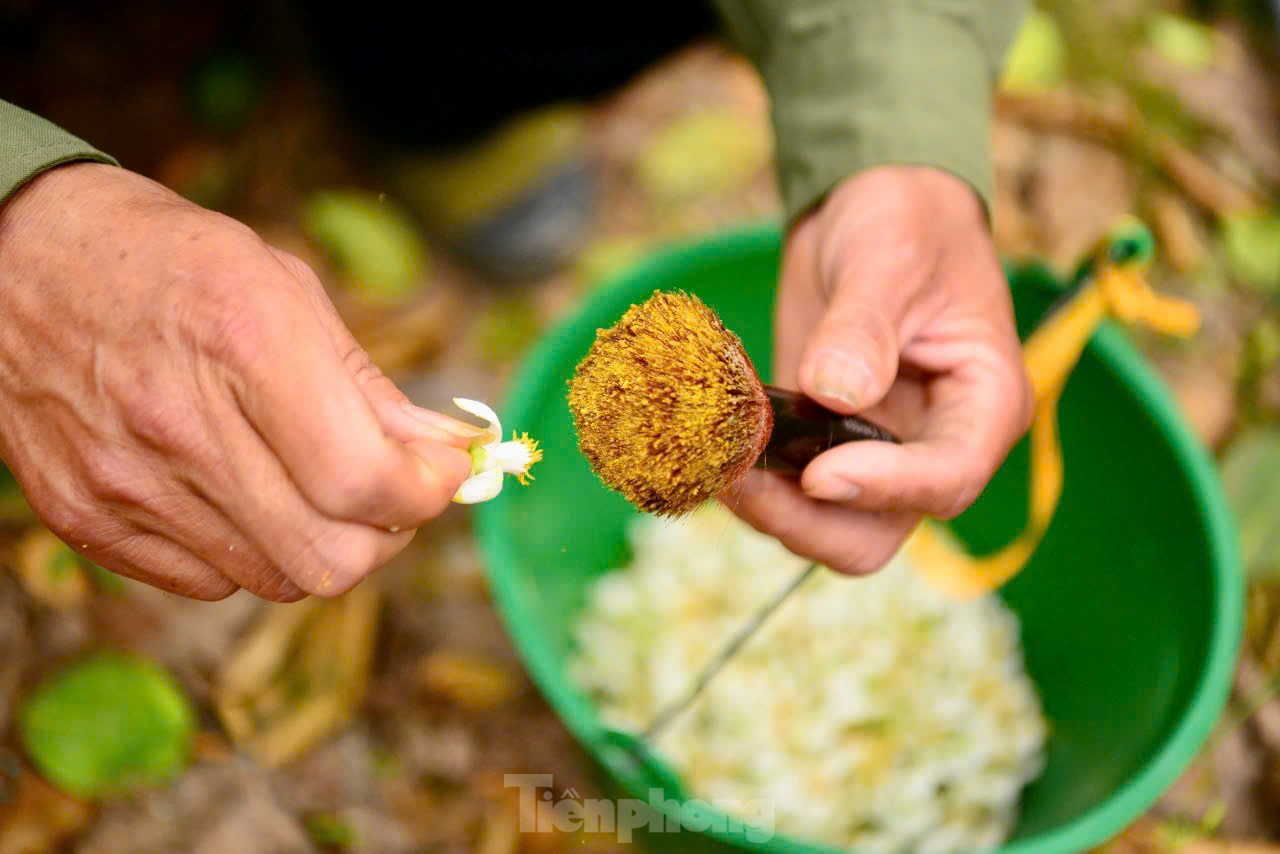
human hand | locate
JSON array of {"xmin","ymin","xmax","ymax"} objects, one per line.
[
  {"xmin": 726, "ymin": 166, "xmax": 1032, "ymax": 575},
  {"xmin": 0, "ymin": 163, "xmax": 475, "ymax": 601}
]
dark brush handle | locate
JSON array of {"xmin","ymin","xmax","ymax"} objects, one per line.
[{"xmin": 758, "ymin": 386, "xmax": 898, "ymax": 475}]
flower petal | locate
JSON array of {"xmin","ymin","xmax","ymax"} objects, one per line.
[
  {"xmin": 452, "ymin": 469, "xmax": 504, "ymax": 504},
  {"xmin": 452, "ymin": 398, "xmax": 502, "ymax": 443}
]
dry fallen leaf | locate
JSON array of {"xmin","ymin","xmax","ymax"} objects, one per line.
[
  {"xmin": 1150, "ymin": 188, "xmax": 1210, "ymax": 274},
  {"xmin": 418, "ymin": 650, "xmax": 521, "ymax": 710},
  {"xmin": 0, "ymin": 771, "xmax": 94, "ymax": 854},
  {"xmin": 1030, "ymin": 134, "xmax": 1138, "ymax": 268},
  {"xmin": 11, "ymin": 528, "xmax": 88, "ymax": 610}
]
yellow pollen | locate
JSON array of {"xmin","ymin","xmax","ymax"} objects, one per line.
[{"xmin": 514, "ymin": 431, "xmax": 543, "ymax": 486}]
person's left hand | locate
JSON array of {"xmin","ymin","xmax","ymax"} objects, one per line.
[{"xmin": 724, "ymin": 166, "xmax": 1032, "ymax": 575}]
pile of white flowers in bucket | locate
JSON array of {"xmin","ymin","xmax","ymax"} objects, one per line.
[{"xmin": 571, "ymin": 504, "xmax": 1047, "ymax": 853}]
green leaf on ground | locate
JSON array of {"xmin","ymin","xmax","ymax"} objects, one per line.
[
  {"xmin": 1001, "ymin": 10, "xmax": 1067, "ymax": 92},
  {"xmin": 1147, "ymin": 12, "xmax": 1216, "ymax": 71},
  {"xmin": 638, "ymin": 110, "xmax": 769, "ymax": 204},
  {"xmin": 305, "ymin": 813, "xmax": 357, "ymax": 847},
  {"xmin": 1221, "ymin": 211, "xmax": 1280, "ymax": 293},
  {"xmin": 19, "ymin": 653, "xmax": 196, "ymax": 799},
  {"xmin": 473, "ymin": 295, "xmax": 541, "ymax": 364},
  {"xmin": 301, "ymin": 191, "xmax": 429, "ymax": 305},
  {"xmin": 1221, "ymin": 427, "xmax": 1280, "ymax": 581}
]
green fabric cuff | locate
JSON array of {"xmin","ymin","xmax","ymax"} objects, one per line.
[
  {"xmin": 718, "ymin": 1, "xmax": 1009, "ymax": 226},
  {"xmin": 0, "ymin": 100, "xmax": 118, "ymax": 206}
]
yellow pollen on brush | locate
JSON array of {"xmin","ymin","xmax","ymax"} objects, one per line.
[{"xmin": 567, "ymin": 290, "xmax": 771, "ymax": 515}]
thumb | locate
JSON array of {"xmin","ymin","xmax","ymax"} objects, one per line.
[{"xmin": 797, "ymin": 281, "xmax": 901, "ymax": 414}]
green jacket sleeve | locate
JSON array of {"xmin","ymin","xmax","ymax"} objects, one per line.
[
  {"xmin": 713, "ymin": 0, "xmax": 1026, "ymax": 225},
  {"xmin": 0, "ymin": 99, "xmax": 118, "ymax": 205}
]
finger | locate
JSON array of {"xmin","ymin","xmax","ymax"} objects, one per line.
[
  {"xmin": 391, "ymin": 402, "xmax": 488, "ymax": 447},
  {"xmin": 59, "ymin": 426, "xmax": 309, "ymax": 601},
  {"xmin": 108, "ymin": 485, "xmax": 306, "ymax": 602},
  {"xmin": 772, "ymin": 222, "xmax": 824, "ymax": 387},
  {"xmin": 800, "ymin": 354, "xmax": 1030, "ymax": 519},
  {"xmin": 80, "ymin": 523, "xmax": 239, "ymax": 601},
  {"xmin": 11, "ymin": 457, "xmax": 237, "ymax": 601},
  {"xmin": 222, "ymin": 289, "xmax": 471, "ymax": 532},
  {"xmin": 793, "ymin": 235, "xmax": 929, "ymax": 415},
  {"xmin": 203, "ymin": 399, "xmax": 419, "ymax": 596},
  {"xmin": 798, "ymin": 312, "xmax": 899, "ymax": 416},
  {"xmin": 721, "ymin": 469, "xmax": 920, "ymax": 576}
]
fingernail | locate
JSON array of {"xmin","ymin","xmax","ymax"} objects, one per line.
[
  {"xmin": 402, "ymin": 400, "xmax": 485, "ymax": 441},
  {"xmin": 804, "ymin": 477, "xmax": 861, "ymax": 503},
  {"xmin": 810, "ymin": 352, "xmax": 868, "ymax": 410}
]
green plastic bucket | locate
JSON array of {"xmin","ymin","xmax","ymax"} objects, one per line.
[{"xmin": 475, "ymin": 224, "xmax": 1244, "ymax": 853}]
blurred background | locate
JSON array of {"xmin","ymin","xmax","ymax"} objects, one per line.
[{"xmin": 0, "ymin": 0, "xmax": 1278, "ymax": 851}]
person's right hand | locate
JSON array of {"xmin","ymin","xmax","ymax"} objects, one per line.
[
  {"xmin": 725, "ymin": 167, "xmax": 1031, "ymax": 576},
  {"xmin": 0, "ymin": 162, "xmax": 476, "ymax": 601}
]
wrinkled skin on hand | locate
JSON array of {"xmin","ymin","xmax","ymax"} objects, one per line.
[
  {"xmin": 0, "ymin": 163, "xmax": 474, "ymax": 601},
  {"xmin": 725, "ymin": 166, "xmax": 1033, "ymax": 575}
]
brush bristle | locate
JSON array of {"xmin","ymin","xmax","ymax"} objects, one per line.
[{"xmin": 568, "ymin": 291, "xmax": 772, "ymax": 516}]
